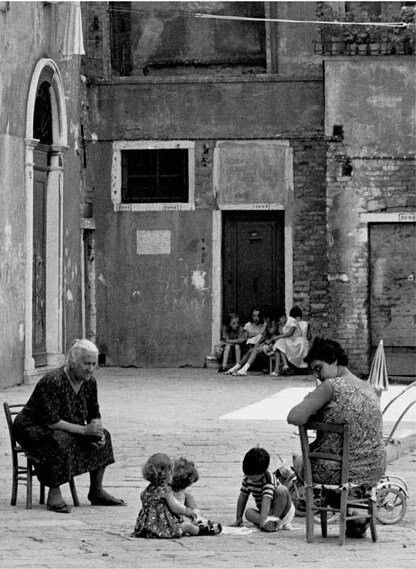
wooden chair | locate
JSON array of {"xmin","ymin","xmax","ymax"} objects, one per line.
[
  {"xmin": 3, "ymin": 402, "xmax": 79, "ymax": 509},
  {"xmin": 298, "ymin": 421, "xmax": 377, "ymax": 546}
]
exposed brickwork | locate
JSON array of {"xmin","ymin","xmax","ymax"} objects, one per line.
[
  {"xmin": 326, "ymin": 141, "xmax": 416, "ymax": 373},
  {"xmin": 291, "ymin": 138, "xmax": 329, "ymax": 338}
]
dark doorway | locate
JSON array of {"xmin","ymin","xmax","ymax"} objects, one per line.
[
  {"xmin": 32, "ymin": 81, "xmax": 53, "ymax": 367},
  {"xmin": 32, "ymin": 145, "xmax": 50, "ymax": 367},
  {"xmin": 369, "ymin": 222, "xmax": 416, "ymax": 377},
  {"xmin": 222, "ymin": 211, "xmax": 285, "ymax": 323}
]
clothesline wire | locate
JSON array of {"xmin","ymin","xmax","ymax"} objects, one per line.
[{"xmin": 107, "ymin": 5, "xmax": 415, "ymax": 28}]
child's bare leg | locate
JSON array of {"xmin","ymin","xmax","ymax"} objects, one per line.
[
  {"xmin": 180, "ymin": 521, "xmax": 200, "ymax": 536},
  {"xmin": 227, "ymin": 348, "xmax": 252, "ymax": 374},
  {"xmin": 271, "ymin": 486, "xmax": 291, "ymax": 519},
  {"xmin": 235, "ymin": 344, "xmax": 241, "ymax": 364},
  {"xmin": 273, "ymin": 351, "xmax": 281, "ymax": 374},
  {"xmin": 281, "ymin": 352, "xmax": 289, "ymax": 370},
  {"xmin": 245, "ymin": 508, "xmax": 262, "ymax": 526},
  {"xmin": 222, "ymin": 344, "xmax": 231, "ymax": 369},
  {"xmin": 237, "ymin": 346, "xmax": 262, "ymax": 375}
]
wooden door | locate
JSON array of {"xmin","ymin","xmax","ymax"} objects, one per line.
[
  {"xmin": 32, "ymin": 145, "xmax": 49, "ymax": 367},
  {"xmin": 369, "ymin": 223, "xmax": 416, "ymax": 376},
  {"xmin": 222, "ymin": 211, "xmax": 285, "ymax": 323}
]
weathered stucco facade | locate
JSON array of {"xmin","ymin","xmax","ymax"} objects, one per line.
[
  {"xmin": 324, "ymin": 58, "xmax": 416, "ymax": 372},
  {"xmin": 0, "ymin": 2, "xmax": 84, "ymax": 387},
  {"xmin": 80, "ymin": 1, "xmax": 415, "ymax": 373},
  {"xmin": 82, "ymin": 1, "xmax": 329, "ymax": 368},
  {"xmin": 1, "ymin": 2, "xmax": 414, "ymax": 384}
]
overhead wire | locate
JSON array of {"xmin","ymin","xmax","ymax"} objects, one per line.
[{"xmin": 107, "ymin": 3, "xmax": 415, "ymax": 28}]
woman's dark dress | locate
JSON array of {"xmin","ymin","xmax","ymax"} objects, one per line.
[{"xmin": 13, "ymin": 367, "xmax": 114, "ymax": 487}]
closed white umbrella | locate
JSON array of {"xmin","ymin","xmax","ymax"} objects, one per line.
[{"xmin": 368, "ymin": 339, "xmax": 389, "ymax": 396}]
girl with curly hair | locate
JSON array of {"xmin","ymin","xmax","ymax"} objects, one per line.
[
  {"xmin": 132, "ymin": 453, "xmax": 199, "ymax": 538},
  {"xmin": 171, "ymin": 457, "xmax": 222, "ymax": 536}
]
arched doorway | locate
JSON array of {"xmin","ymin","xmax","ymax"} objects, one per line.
[{"xmin": 24, "ymin": 59, "xmax": 68, "ymax": 374}]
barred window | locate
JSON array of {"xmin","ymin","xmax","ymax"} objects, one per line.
[{"xmin": 121, "ymin": 149, "xmax": 188, "ymax": 203}]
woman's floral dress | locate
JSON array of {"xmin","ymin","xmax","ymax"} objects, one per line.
[
  {"xmin": 310, "ymin": 375, "xmax": 386, "ymax": 487},
  {"xmin": 132, "ymin": 483, "xmax": 182, "ymax": 538}
]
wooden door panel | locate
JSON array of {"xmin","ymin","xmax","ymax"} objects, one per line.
[
  {"xmin": 370, "ymin": 223, "xmax": 416, "ymax": 376},
  {"xmin": 32, "ymin": 147, "xmax": 49, "ymax": 365},
  {"xmin": 222, "ymin": 212, "xmax": 284, "ymax": 323}
]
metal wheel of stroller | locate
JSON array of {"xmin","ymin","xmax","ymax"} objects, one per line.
[{"xmin": 376, "ymin": 486, "xmax": 407, "ymax": 525}]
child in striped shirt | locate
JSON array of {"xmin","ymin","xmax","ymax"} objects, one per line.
[{"xmin": 231, "ymin": 447, "xmax": 295, "ymax": 532}]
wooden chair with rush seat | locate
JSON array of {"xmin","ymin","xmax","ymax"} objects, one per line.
[
  {"xmin": 298, "ymin": 421, "xmax": 378, "ymax": 546},
  {"xmin": 3, "ymin": 402, "xmax": 79, "ymax": 509}
]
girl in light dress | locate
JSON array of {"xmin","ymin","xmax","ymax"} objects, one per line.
[
  {"xmin": 132, "ymin": 453, "xmax": 199, "ymax": 538},
  {"xmin": 270, "ymin": 307, "xmax": 310, "ymax": 377}
]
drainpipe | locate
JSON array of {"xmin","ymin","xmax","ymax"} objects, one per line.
[
  {"xmin": 86, "ymin": 227, "xmax": 96, "ymax": 343},
  {"xmin": 79, "ymin": 121, "xmax": 96, "ymax": 343}
]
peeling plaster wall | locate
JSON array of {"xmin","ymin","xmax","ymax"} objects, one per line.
[
  {"xmin": 0, "ymin": 2, "xmax": 83, "ymax": 386},
  {"xmin": 325, "ymin": 59, "xmax": 416, "ymax": 372},
  {"xmin": 86, "ymin": 74, "xmax": 325, "ymax": 367},
  {"xmin": 0, "ymin": 135, "xmax": 25, "ymax": 386}
]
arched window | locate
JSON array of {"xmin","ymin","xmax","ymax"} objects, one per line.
[{"xmin": 33, "ymin": 81, "xmax": 53, "ymax": 145}]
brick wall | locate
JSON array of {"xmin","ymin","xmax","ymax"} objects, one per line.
[
  {"xmin": 291, "ymin": 138, "xmax": 329, "ymax": 339},
  {"xmin": 326, "ymin": 140, "xmax": 416, "ymax": 373}
]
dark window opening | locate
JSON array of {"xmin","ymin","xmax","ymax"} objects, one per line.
[
  {"xmin": 121, "ymin": 149, "xmax": 189, "ymax": 203},
  {"xmin": 34, "ymin": 81, "xmax": 53, "ymax": 145},
  {"xmin": 342, "ymin": 157, "xmax": 353, "ymax": 177}
]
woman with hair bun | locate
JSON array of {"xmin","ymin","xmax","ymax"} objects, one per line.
[{"xmin": 287, "ymin": 337, "xmax": 386, "ymax": 538}]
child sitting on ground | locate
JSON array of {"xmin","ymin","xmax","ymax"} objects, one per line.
[
  {"xmin": 171, "ymin": 457, "xmax": 222, "ymax": 536},
  {"xmin": 132, "ymin": 453, "xmax": 199, "ymax": 538},
  {"xmin": 231, "ymin": 447, "xmax": 296, "ymax": 532},
  {"xmin": 217, "ymin": 313, "xmax": 246, "ymax": 373}
]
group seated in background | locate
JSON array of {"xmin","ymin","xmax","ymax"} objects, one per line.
[{"xmin": 217, "ymin": 305, "xmax": 311, "ymax": 377}]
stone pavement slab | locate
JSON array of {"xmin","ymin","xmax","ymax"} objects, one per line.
[{"xmin": 0, "ymin": 368, "xmax": 415, "ymax": 569}]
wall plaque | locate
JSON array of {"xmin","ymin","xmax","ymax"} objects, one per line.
[{"xmin": 136, "ymin": 230, "xmax": 171, "ymax": 255}]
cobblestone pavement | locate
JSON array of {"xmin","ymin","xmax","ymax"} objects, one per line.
[{"xmin": 1, "ymin": 368, "xmax": 415, "ymax": 569}]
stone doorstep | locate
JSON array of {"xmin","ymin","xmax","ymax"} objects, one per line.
[{"xmin": 385, "ymin": 429, "xmax": 416, "ymax": 464}]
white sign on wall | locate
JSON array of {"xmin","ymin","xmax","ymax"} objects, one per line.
[{"xmin": 136, "ymin": 230, "xmax": 171, "ymax": 255}]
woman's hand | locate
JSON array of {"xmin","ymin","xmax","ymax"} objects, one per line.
[
  {"xmin": 84, "ymin": 421, "xmax": 104, "ymax": 438},
  {"xmin": 91, "ymin": 433, "xmax": 106, "ymax": 448},
  {"xmin": 185, "ymin": 507, "xmax": 196, "ymax": 519}
]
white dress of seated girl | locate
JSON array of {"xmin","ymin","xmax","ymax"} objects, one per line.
[
  {"xmin": 244, "ymin": 321, "xmax": 266, "ymax": 346},
  {"xmin": 273, "ymin": 316, "xmax": 308, "ymax": 369}
]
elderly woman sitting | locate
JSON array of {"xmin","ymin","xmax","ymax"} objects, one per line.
[
  {"xmin": 287, "ymin": 337, "xmax": 386, "ymax": 537},
  {"xmin": 13, "ymin": 339, "xmax": 125, "ymax": 513}
]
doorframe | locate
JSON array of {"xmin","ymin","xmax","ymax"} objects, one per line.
[
  {"xmin": 363, "ymin": 211, "xmax": 416, "ymax": 371},
  {"xmin": 24, "ymin": 59, "xmax": 68, "ymax": 376},
  {"xmin": 211, "ymin": 207, "xmax": 293, "ymax": 351}
]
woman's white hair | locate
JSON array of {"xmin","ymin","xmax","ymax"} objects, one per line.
[{"xmin": 67, "ymin": 339, "xmax": 99, "ymax": 364}]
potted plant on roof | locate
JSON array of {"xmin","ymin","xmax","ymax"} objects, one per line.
[
  {"xmin": 367, "ymin": 15, "xmax": 382, "ymax": 55},
  {"xmin": 356, "ymin": 26, "xmax": 369, "ymax": 55},
  {"xmin": 397, "ymin": 5, "xmax": 416, "ymax": 55},
  {"xmin": 316, "ymin": 1, "xmax": 344, "ymax": 55},
  {"xmin": 343, "ymin": 12, "xmax": 358, "ymax": 55}
]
